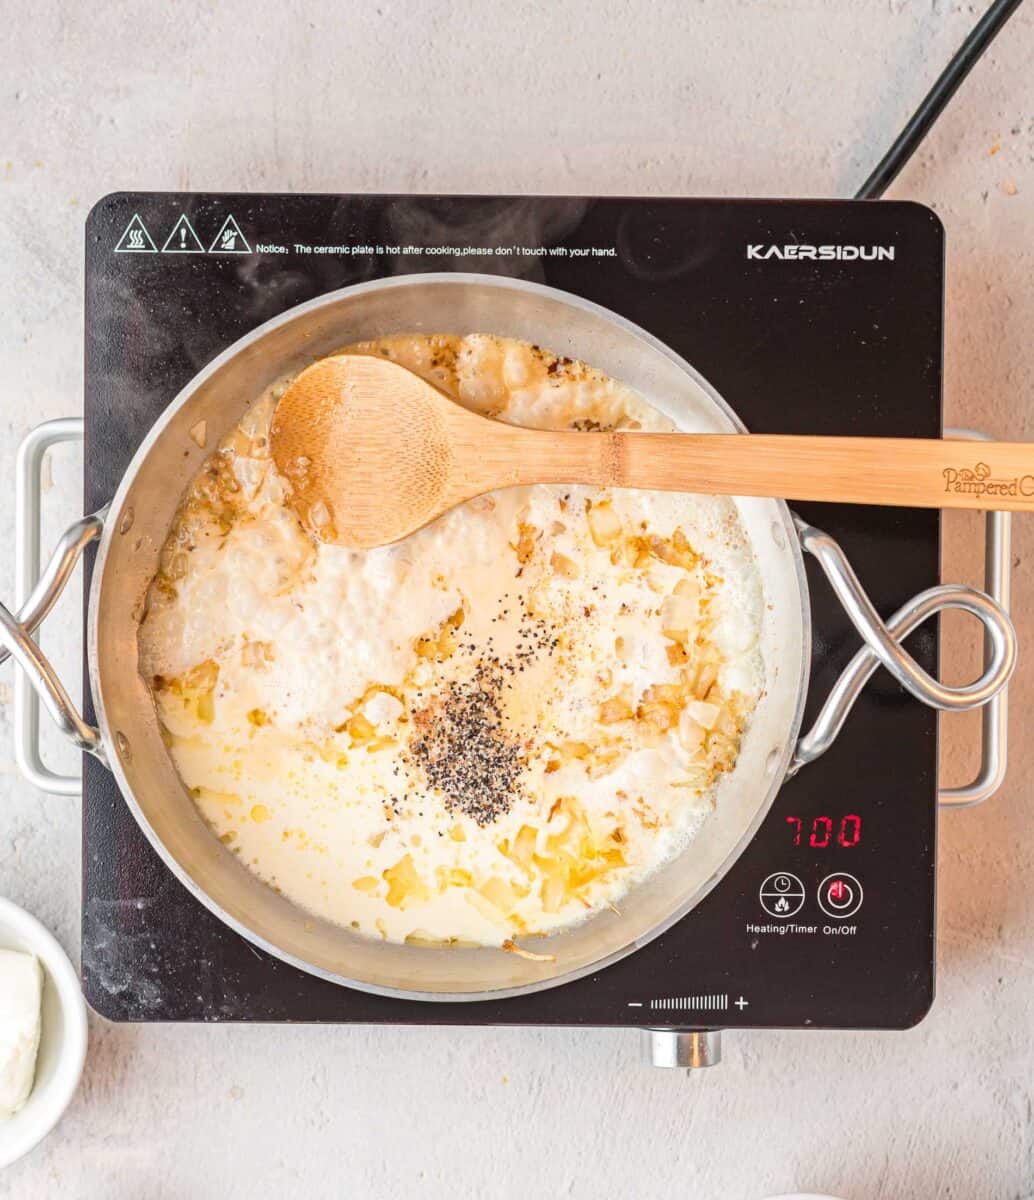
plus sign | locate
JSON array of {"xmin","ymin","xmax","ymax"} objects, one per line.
[{"xmin": 734, "ymin": 996, "xmax": 749, "ymax": 1010}]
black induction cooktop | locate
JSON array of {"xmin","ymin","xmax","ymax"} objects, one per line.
[{"xmin": 82, "ymin": 193, "xmax": 942, "ymax": 1027}]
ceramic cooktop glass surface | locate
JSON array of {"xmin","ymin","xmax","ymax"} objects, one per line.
[{"xmin": 82, "ymin": 193, "xmax": 941, "ymax": 1026}]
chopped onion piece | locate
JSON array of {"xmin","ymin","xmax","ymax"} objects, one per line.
[{"xmin": 502, "ymin": 939, "xmax": 556, "ymax": 963}]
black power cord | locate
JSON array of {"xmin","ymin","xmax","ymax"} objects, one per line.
[{"xmin": 855, "ymin": 0, "xmax": 1025, "ymax": 200}]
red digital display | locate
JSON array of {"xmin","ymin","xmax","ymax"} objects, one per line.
[{"xmin": 786, "ymin": 814, "xmax": 862, "ymax": 848}]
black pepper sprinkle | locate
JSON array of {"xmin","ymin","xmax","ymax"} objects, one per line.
[
  {"xmin": 408, "ymin": 658, "xmax": 526, "ymax": 826},
  {"xmin": 400, "ymin": 597, "xmax": 558, "ymax": 826}
]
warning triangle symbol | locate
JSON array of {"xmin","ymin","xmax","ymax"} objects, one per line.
[
  {"xmin": 208, "ymin": 214, "xmax": 251, "ymax": 255},
  {"xmin": 161, "ymin": 213, "xmax": 206, "ymax": 254},
  {"xmin": 114, "ymin": 213, "xmax": 157, "ymax": 254}
]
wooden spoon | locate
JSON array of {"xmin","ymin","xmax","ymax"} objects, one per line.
[{"xmin": 270, "ymin": 353, "xmax": 1034, "ymax": 549}]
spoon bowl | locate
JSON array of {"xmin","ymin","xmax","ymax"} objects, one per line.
[{"xmin": 271, "ymin": 354, "xmax": 462, "ymax": 547}]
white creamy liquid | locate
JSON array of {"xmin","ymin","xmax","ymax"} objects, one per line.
[{"xmin": 138, "ymin": 334, "xmax": 764, "ymax": 950}]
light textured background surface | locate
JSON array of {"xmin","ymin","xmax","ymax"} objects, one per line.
[{"xmin": 1, "ymin": 2, "xmax": 1032, "ymax": 1197}]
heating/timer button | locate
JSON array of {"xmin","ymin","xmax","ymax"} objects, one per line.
[
  {"xmin": 817, "ymin": 873, "xmax": 863, "ymax": 918},
  {"xmin": 759, "ymin": 872, "xmax": 806, "ymax": 918}
]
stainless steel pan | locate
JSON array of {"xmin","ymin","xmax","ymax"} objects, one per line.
[{"xmin": 0, "ymin": 275, "xmax": 1016, "ymax": 1000}]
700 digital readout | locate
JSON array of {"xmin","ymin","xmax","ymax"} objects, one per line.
[{"xmin": 786, "ymin": 814, "xmax": 862, "ymax": 848}]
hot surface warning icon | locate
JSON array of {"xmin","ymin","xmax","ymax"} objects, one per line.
[
  {"xmin": 162, "ymin": 214, "xmax": 205, "ymax": 254},
  {"xmin": 114, "ymin": 214, "xmax": 157, "ymax": 253},
  {"xmin": 208, "ymin": 215, "xmax": 251, "ymax": 254}
]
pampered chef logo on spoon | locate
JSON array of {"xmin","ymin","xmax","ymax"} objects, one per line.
[
  {"xmin": 944, "ymin": 460, "xmax": 1034, "ymax": 498},
  {"xmin": 746, "ymin": 243, "xmax": 895, "ymax": 261}
]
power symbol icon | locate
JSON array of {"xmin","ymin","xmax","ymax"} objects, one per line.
[{"xmin": 817, "ymin": 873, "xmax": 863, "ymax": 918}]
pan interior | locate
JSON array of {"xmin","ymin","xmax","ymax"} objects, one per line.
[{"xmin": 89, "ymin": 275, "xmax": 808, "ymax": 999}]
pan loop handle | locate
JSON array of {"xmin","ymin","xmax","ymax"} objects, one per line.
[
  {"xmin": 0, "ymin": 599, "xmax": 106, "ymax": 764},
  {"xmin": 0, "ymin": 419, "xmax": 107, "ymax": 794},
  {"xmin": 791, "ymin": 516, "xmax": 1016, "ymax": 776}
]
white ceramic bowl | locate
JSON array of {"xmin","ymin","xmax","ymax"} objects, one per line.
[{"xmin": 0, "ymin": 897, "xmax": 88, "ymax": 1167}]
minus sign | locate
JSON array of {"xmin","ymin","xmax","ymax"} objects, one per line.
[{"xmin": 627, "ymin": 1002, "xmax": 643, "ymax": 1007}]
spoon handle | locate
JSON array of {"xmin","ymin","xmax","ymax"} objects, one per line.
[{"xmin": 518, "ymin": 431, "xmax": 1034, "ymax": 512}]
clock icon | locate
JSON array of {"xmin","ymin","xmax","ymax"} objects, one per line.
[{"xmin": 759, "ymin": 872, "xmax": 805, "ymax": 918}]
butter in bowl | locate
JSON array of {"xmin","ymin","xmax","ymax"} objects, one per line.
[
  {"xmin": 0, "ymin": 948, "xmax": 43, "ymax": 1118},
  {"xmin": 0, "ymin": 897, "xmax": 87, "ymax": 1167}
]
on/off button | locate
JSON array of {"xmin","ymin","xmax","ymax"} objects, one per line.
[{"xmin": 818, "ymin": 873, "xmax": 863, "ymax": 918}]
